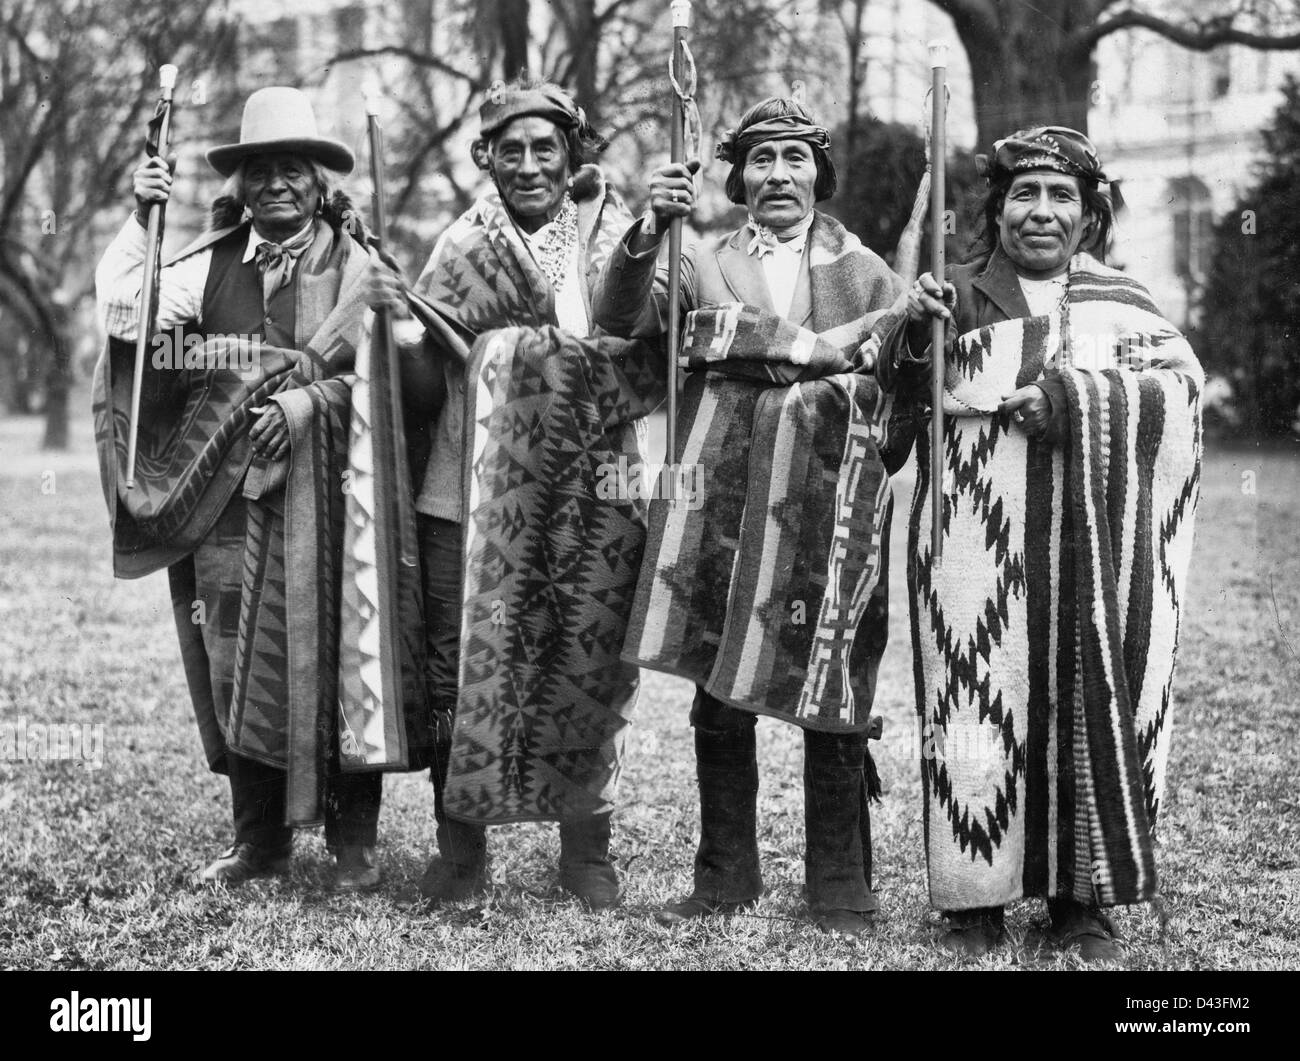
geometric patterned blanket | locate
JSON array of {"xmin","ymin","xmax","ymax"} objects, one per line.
[
  {"xmin": 414, "ymin": 172, "xmax": 665, "ymax": 822},
  {"xmin": 336, "ymin": 308, "xmax": 436, "ymax": 776},
  {"xmin": 442, "ymin": 326, "xmax": 664, "ymax": 823},
  {"xmin": 623, "ymin": 231, "xmax": 905, "ymax": 733},
  {"xmin": 91, "ymin": 222, "xmax": 390, "ymax": 825},
  {"xmin": 907, "ymin": 253, "xmax": 1203, "ymax": 909}
]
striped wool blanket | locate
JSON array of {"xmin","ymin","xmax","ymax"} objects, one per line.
[
  {"xmin": 908, "ymin": 253, "xmax": 1203, "ymax": 909},
  {"xmin": 443, "ymin": 325, "xmax": 663, "ymax": 823},
  {"xmin": 336, "ymin": 308, "xmax": 436, "ymax": 776},
  {"xmin": 624, "ymin": 281, "xmax": 903, "ymax": 732},
  {"xmin": 93, "ymin": 222, "xmax": 431, "ymax": 824}
]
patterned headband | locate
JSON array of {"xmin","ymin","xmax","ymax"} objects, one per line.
[
  {"xmin": 716, "ymin": 114, "xmax": 832, "ymax": 165},
  {"xmin": 988, "ymin": 125, "xmax": 1108, "ymax": 184}
]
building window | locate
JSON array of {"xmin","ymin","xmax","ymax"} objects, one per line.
[
  {"xmin": 1210, "ymin": 47, "xmax": 1232, "ymax": 98},
  {"xmin": 1169, "ymin": 176, "xmax": 1213, "ymax": 286}
]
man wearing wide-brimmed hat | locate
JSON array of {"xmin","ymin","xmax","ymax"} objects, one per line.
[{"xmin": 94, "ymin": 87, "xmax": 435, "ymax": 892}]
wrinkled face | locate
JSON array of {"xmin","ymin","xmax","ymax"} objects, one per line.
[
  {"xmin": 742, "ymin": 138, "xmax": 817, "ymax": 229},
  {"xmin": 243, "ymin": 153, "xmax": 321, "ymax": 239},
  {"xmin": 490, "ymin": 116, "xmax": 570, "ymax": 233},
  {"xmin": 998, "ymin": 171, "xmax": 1089, "ymax": 277}
]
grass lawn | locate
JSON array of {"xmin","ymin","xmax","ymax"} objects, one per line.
[{"xmin": 1, "ymin": 404, "xmax": 1297, "ymax": 970}]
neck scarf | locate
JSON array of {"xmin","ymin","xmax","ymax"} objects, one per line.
[
  {"xmin": 744, "ymin": 211, "xmax": 814, "ymax": 259},
  {"xmin": 254, "ymin": 220, "xmax": 318, "ymax": 307},
  {"xmin": 523, "ymin": 197, "xmax": 579, "ymax": 291}
]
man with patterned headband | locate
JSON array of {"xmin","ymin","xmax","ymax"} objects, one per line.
[
  {"xmin": 892, "ymin": 126, "xmax": 1202, "ymax": 961},
  {"xmin": 364, "ymin": 77, "xmax": 663, "ymax": 909},
  {"xmin": 594, "ymin": 97, "xmax": 909, "ymax": 938}
]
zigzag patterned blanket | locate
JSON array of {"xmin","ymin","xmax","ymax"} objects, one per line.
[
  {"xmin": 908, "ymin": 253, "xmax": 1203, "ymax": 909},
  {"xmin": 444, "ymin": 326, "xmax": 663, "ymax": 822},
  {"xmin": 336, "ymin": 312, "xmax": 435, "ymax": 775},
  {"xmin": 624, "ymin": 278, "xmax": 902, "ymax": 732}
]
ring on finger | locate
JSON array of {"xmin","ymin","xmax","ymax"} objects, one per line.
[{"xmin": 1013, "ymin": 410, "xmax": 1025, "ymax": 423}]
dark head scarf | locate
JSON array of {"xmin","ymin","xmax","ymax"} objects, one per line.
[
  {"xmin": 987, "ymin": 125, "xmax": 1108, "ymax": 185},
  {"xmin": 479, "ymin": 82, "xmax": 582, "ymax": 139},
  {"xmin": 473, "ymin": 80, "xmax": 609, "ymax": 174},
  {"xmin": 716, "ymin": 101, "xmax": 837, "ymax": 204}
]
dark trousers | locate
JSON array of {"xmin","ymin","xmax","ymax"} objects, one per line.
[
  {"xmin": 418, "ymin": 515, "xmax": 463, "ymax": 826},
  {"xmin": 228, "ymin": 752, "xmax": 382, "ymax": 851},
  {"xmin": 418, "ymin": 514, "xmax": 487, "ymax": 869},
  {"xmin": 689, "ymin": 688, "xmax": 875, "ymax": 913}
]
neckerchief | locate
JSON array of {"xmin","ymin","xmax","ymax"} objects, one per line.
[
  {"xmin": 254, "ymin": 220, "xmax": 318, "ymax": 307},
  {"xmin": 744, "ymin": 210, "xmax": 814, "ymax": 259},
  {"xmin": 522, "ymin": 197, "xmax": 579, "ymax": 291}
]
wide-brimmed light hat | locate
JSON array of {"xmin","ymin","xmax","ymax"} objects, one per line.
[{"xmin": 207, "ymin": 87, "xmax": 355, "ymax": 177}]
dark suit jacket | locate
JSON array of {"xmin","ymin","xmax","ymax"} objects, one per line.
[
  {"xmin": 885, "ymin": 246, "xmax": 1069, "ymax": 441},
  {"xmin": 592, "ymin": 216, "xmax": 823, "ymax": 337}
]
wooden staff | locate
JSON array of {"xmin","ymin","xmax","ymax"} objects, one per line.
[
  {"xmin": 665, "ymin": 0, "xmax": 692, "ymax": 464},
  {"xmin": 125, "ymin": 63, "xmax": 178, "ymax": 489},
  {"xmin": 365, "ymin": 91, "xmax": 395, "ymax": 371},
  {"xmin": 363, "ymin": 90, "xmax": 420, "ymax": 741},
  {"xmin": 365, "ymin": 90, "xmax": 418, "ymax": 567},
  {"xmin": 928, "ymin": 41, "xmax": 948, "ymax": 562}
]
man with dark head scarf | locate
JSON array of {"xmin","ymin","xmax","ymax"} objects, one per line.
[
  {"xmin": 594, "ymin": 97, "xmax": 908, "ymax": 937},
  {"xmin": 892, "ymin": 125, "xmax": 1202, "ymax": 961},
  {"xmin": 365, "ymin": 78, "xmax": 661, "ymax": 910}
]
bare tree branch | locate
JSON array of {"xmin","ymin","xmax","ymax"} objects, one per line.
[
  {"xmin": 1070, "ymin": 6, "xmax": 1300, "ymax": 57},
  {"xmin": 330, "ymin": 45, "xmax": 480, "ymax": 84}
]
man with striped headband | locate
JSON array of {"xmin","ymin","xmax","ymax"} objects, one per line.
[{"xmin": 595, "ymin": 97, "xmax": 909, "ymax": 937}]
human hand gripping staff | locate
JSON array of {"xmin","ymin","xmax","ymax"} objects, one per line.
[
  {"xmin": 664, "ymin": 0, "xmax": 698, "ymax": 464},
  {"xmin": 124, "ymin": 63, "xmax": 178, "ymax": 489}
]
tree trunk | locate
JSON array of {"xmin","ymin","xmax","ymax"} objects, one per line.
[
  {"xmin": 499, "ymin": 0, "xmax": 530, "ymax": 81},
  {"xmin": 567, "ymin": 0, "xmax": 599, "ymax": 123},
  {"xmin": 40, "ymin": 302, "xmax": 71, "ymax": 451},
  {"xmin": 969, "ymin": 40, "xmax": 1092, "ymax": 152},
  {"xmin": 947, "ymin": 1, "xmax": 1096, "ymax": 152},
  {"xmin": 842, "ymin": 0, "xmax": 869, "ymax": 190}
]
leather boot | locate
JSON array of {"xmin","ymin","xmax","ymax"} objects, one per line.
[
  {"xmin": 419, "ymin": 816, "xmax": 488, "ymax": 903},
  {"xmin": 804, "ymin": 729, "xmax": 878, "ymax": 936},
  {"xmin": 559, "ymin": 813, "xmax": 621, "ymax": 909},
  {"xmin": 334, "ymin": 844, "xmax": 382, "ymax": 893},
  {"xmin": 1048, "ymin": 897, "xmax": 1123, "ymax": 963},
  {"xmin": 421, "ymin": 726, "xmax": 489, "ymax": 904},
  {"xmin": 939, "ymin": 906, "xmax": 1005, "ymax": 957},
  {"xmin": 656, "ymin": 697, "xmax": 762, "ymax": 926},
  {"xmin": 200, "ymin": 841, "xmax": 292, "ymax": 886}
]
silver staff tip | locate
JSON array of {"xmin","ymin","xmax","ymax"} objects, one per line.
[
  {"xmin": 159, "ymin": 65, "xmax": 178, "ymax": 89},
  {"xmin": 364, "ymin": 90, "xmax": 382, "ymax": 117},
  {"xmin": 927, "ymin": 41, "xmax": 949, "ymax": 68},
  {"xmin": 671, "ymin": 0, "xmax": 691, "ymax": 28}
]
